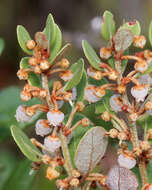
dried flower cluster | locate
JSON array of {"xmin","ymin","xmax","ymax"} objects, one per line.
[{"xmin": 11, "ymin": 11, "xmax": 152, "ymax": 190}]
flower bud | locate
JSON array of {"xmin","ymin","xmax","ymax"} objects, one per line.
[
  {"xmin": 140, "ymin": 141, "xmax": 150, "ymax": 151},
  {"xmin": 129, "ymin": 112, "xmax": 138, "ymax": 121},
  {"xmin": 100, "ymin": 47, "xmax": 112, "ymax": 59},
  {"xmin": 70, "ymin": 178, "xmax": 79, "ymax": 187},
  {"xmin": 26, "ymin": 40, "xmax": 36, "ymax": 50},
  {"xmin": 20, "ymin": 90, "xmax": 32, "ymax": 101},
  {"xmin": 44, "ymin": 135, "xmax": 61, "ymax": 152},
  {"xmin": 94, "ymin": 71, "xmax": 102, "ymax": 80},
  {"xmin": 71, "ymin": 169, "xmax": 81, "ymax": 178},
  {"xmin": 76, "ymin": 101, "xmax": 85, "ymax": 112},
  {"xmin": 47, "ymin": 110, "xmax": 64, "ymax": 126},
  {"xmin": 28, "ymin": 57, "xmax": 37, "ymax": 66},
  {"xmin": 131, "ymin": 85, "xmax": 148, "ymax": 102},
  {"xmin": 101, "ymin": 111, "xmax": 111, "ymax": 121},
  {"xmin": 81, "ymin": 118, "xmax": 90, "ymax": 127},
  {"xmin": 35, "ymin": 119, "xmax": 52, "ymax": 137},
  {"xmin": 133, "ymin": 35, "xmax": 146, "ymax": 48},
  {"xmin": 108, "ymin": 70, "xmax": 118, "ymax": 80},
  {"xmin": 110, "ymin": 94, "xmax": 123, "ymax": 112},
  {"xmin": 60, "ymin": 70, "xmax": 73, "ymax": 81},
  {"xmin": 134, "ymin": 60, "xmax": 148, "ymax": 73},
  {"xmin": 39, "ymin": 89, "xmax": 47, "ymax": 98},
  {"xmin": 117, "ymin": 85, "xmax": 126, "ymax": 94},
  {"xmin": 94, "ymin": 87, "xmax": 106, "ymax": 98},
  {"xmin": 109, "ymin": 129, "xmax": 119, "ymax": 138},
  {"xmin": 60, "ymin": 58, "xmax": 70, "ymax": 69},
  {"xmin": 34, "ymin": 65, "xmax": 41, "ymax": 74},
  {"xmin": 17, "ymin": 69, "xmax": 29, "ymax": 80},
  {"xmin": 46, "ymin": 166, "xmax": 60, "ymax": 181},
  {"xmin": 40, "ymin": 60, "xmax": 50, "ymax": 71},
  {"xmin": 84, "ymin": 85, "xmax": 101, "ymax": 103},
  {"xmin": 15, "ymin": 105, "xmax": 32, "ymax": 123},
  {"xmin": 87, "ymin": 67, "xmax": 102, "ymax": 80},
  {"xmin": 118, "ymin": 154, "xmax": 136, "ymax": 169}
]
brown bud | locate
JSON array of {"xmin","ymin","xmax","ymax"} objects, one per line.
[
  {"xmin": 26, "ymin": 40, "xmax": 36, "ymax": 50},
  {"xmin": 108, "ymin": 70, "xmax": 118, "ymax": 80},
  {"xmin": 46, "ymin": 167, "xmax": 60, "ymax": 181},
  {"xmin": 34, "ymin": 65, "xmax": 41, "ymax": 74},
  {"xmin": 60, "ymin": 58, "xmax": 70, "ymax": 69},
  {"xmin": 94, "ymin": 71, "xmax": 102, "ymax": 80},
  {"xmin": 69, "ymin": 178, "xmax": 79, "ymax": 187},
  {"xmin": 17, "ymin": 69, "xmax": 29, "ymax": 80},
  {"xmin": 129, "ymin": 113, "xmax": 138, "ymax": 122},
  {"xmin": 71, "ymin": 169, "xmax": 81, "ymax": 178},
  {"xmin": 81, "ymin": 118, "xmax": 90, "ymax": 127},
  {"xmin": 28, "ymin": 57, "xmax": 37, "ymax": 66},
  {"xmin": 20, "ymin": 90, "xmax": 32, "ymax": 101},
  {"xmin": 117, "ymin": 85, "xmax": 126, "ymax": 94},
  {"xmin": 26, "ymin": 107, "xmax": 35, "ymax": 116},
  {"xmin": 109, "ymin": 129, "xmax": 119, "ymax": 138},
  {"xmin": 100, "ymin": 47, "xmax": 112, "ymax": 59},
  {"xmin": 101, "ymin": 111, "xmax": 111, "ymax": 121},
  {"xmin": 40, "ymin": 60, "xmax": 50, "ymax": 71},
  {"xmin": 77, "ymin": 102, "xmax": 85, "ymax": 112}
]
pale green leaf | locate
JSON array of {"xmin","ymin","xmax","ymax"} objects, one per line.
[
  {"xmin": 149, "ymin": 21, "xmax": 152, "ymax": 47},
  {"xmin": 122, "ymin": 20, "xmax": 141, "ymax": 35}
]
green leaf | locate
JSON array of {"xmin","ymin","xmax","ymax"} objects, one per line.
[
  {"xmin": 20, "ymin": 57, "xmax": 30, "ymax": 69},
  {"xmin": 43, "ymin": 13, "xmax": 56, "ymax": 47},
  {"xmin": 122, "ymin": 20, "xmax": 141, "ymax": 36},
  {"xmin": 11, "ymin": 125, "xmax": 42, "ymax": 162},
  {"xmin": 17, "ymin": 25, "xmax": 33, "ymax": 55},
  {"xmin": 0, "ymin": 38, "xmax": 5, "ymax": 55},
  {"xmin": 74, "ymin": 127, "xmax": 108, "ymax": 174},
  {"xmin": 113, "ymin": 29, "xmax": 134, "ymax": 52},
  {"xmin": 49, "ymin": 43, "xmax": 71, "ymax": 65},
  {"xmin": 149, "ymin": 21, "xmax": 152, "ymax": 47},
  {"xmin": 101, "ymin": 10, "xmax": 116, "ymax": 41},
  {"xmin": 0, "ymin": 151, "xmax": 17, "ymax": 190},
  {"xmin": 82, "ymin": 40, "xmax": 101, "ymax": 70},
  {"xmin": 49, "ymin": 24, "xmax": 62, "ymax": 63},
  {"xmin": 64, "ymin": 58, "xmax": 84, "ymax": 91},
  {"xmin": 76, "ymin": 71, "xmax": 87, "ymax": 102},
  {"xmin": 28, "ymin": 72, "xmax": 41, "ymax": 87},
  {"xmin": 3, "ymin": 159, "xmax": 35, "ymax": 190}
]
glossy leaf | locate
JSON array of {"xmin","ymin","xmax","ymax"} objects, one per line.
[
  {"xmin": 3, "ymin": 159, "xmax": 35, "ymax": 190},
  {"xmin": 101, "ymin": 10, "xmax": 116, "ymax": 41},
  {"xmin": 113, "ymin": 29, "xmax": 134, "ymax": 52},
  {"xmin": 28, "ymin": 72, "xmax": 41, "ymax": 88},
  {"xmin": 0, "ymin": 38, "xmax": 5, "ymax": 55},
  {"xmin": 76, "ymin": 71, "xmax": 87, "ymax": 102},
  {"xmin": 11, "ymin": 125, "xmax": 42, "ymax": 162},
  {"xmin": 64, "ymin": 58, "xmax": 84, "ymax": 91},
  {"xmin": 0, "ymin": 151, "xmax": 17, "ymax": 190},
  {"xmin": 74, "ymin": 127, "xmax": 108, "ymax": 174},
  {"xmin": 50, "ymin": 43, "xmax": 71, "ymax": 65},
  {"xmin": 49, "ymin": 24, "xmax": 62, "ymax": 63},
  {"xmin": 20, "ymin": 57, "xmax": 30, "ymax": 69},
  {"xmin": 43, "ymin": 13, "xmax": 56, "ymax": 46},
  {"xmin": 122, "ymin": 20, "xmax": 141, "ymax": 36},
  {"xmin": 106, "ymin": 165, "xmax": 138, "ymax": 190},
  {"xmin": 17, "ymin": 25, "xmax": 33, "ymax": 55},
  {"xmin": 82, "ymin": 40, "xmax": 101, "ymax": 70},
  {"xmin": 149, "ymin": 21, "xmax": 152, "ymax": 47}
]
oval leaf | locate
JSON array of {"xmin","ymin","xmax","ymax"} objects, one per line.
[
  {"xmin": 64, "ymin": 58, "xmax": 84, "ymax": 91},
  {"xmin": 17, "ymin": 25, "xmax": 33, "ymax": 55},
  {"xmin": 43, "ymin": 13, "xmax": 56, "ymax": 47},
  {"xmin": 20, "ymin": 57, "xmax": 30, "ymax": 69},
  {"xmin": 122, "ymin": 20, "xmax": 141, "ymax": 36},
  {"xmin": 28, "ymin": 72, "xmax": 41, "ymax": 88},
  {"xmin": 49, "ymin": 24, "xmax": 62, "ymax": 63},
  {"xmin": 113, "ymin": 29, "xmax": 134, "ymax": 52},
  {"xmin": 82, "ymin": 40, "xmax": 101, "ymax": 70},
  {"xmin": 74, "ymin": 127, "xmax": 108, "ymax": 174},
  {"xmin": 149, "ymin": 21, "xmax": 152, "ymax": 47},
  {"xmin": 106, "ymin": 165, "xmax": 138, "ymax": 190},
  {"xmin": 101, "ymin": 10, "xmax": 116, "ymax": 41},
  {"xmin": 11, "ymin": 125, "xmax": 42, "ymax": 162}
]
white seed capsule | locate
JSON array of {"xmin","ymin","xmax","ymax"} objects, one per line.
[
  {"xmin": 44, "ymin": 136, "xmax": 61, "ymax": 153},
  {"xmin": 60, "ymin": 70, "xmax": 73, "ymax": 81},
  {"xmin": 110, "ymin": 94, "xmax": 122, "ymax": 112},
  {"xmin": 138, "ymin": 74, "xmax": 152, "ymax": 85},
  {"xmin": 134, "ymin": 60, "xmax": 148, "ymax": 73},
  {"xmin": 118, "ymin": 154, "xmax": 136, "ymax": 169},
  {"xmin": 84, "ymin": 85, "xmax": 101, "ymax": 103},
  {"xmin": 100, "ymin": 47, "xmax": 112, "ymax": 59},
  {"xmin": 47, "ymin": 110, "xmax": 64, "ymax": 126},
  {"xmin": 131, "ymin": 85, "xmax": 148, "ymax": 102},
  {"xmin": 35, "ymin": 119, "xmax": 52, "ymax": 137},
  {"xmin": 15, "ymin": 105, "xmax": 32, "ymax": 123}
]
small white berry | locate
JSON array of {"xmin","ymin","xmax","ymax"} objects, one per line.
[
  {"xmin": 118, "ymin": 154, "xmax": 136, "ymax": 169},
  {"xmin": 138, "ymin": 74, "xmax": 152, "ymax": 85},
  {"xmin": 110, "ymin": 94, "xmax": 122, "ymax": 112},
  {"xmin": 35, "ymin": 119, "xmax": 52, "ymax": 137},
  {"xmin": 15, "ymin": 105, "xmax": 32, "ymax": 123},
  {"xmin": 60, "ymin": 70, "xmax": 73, "ymax": 81},
  {"xmin": 44, "ymin": 136, "xmax": 61, "ymax": 153},
  {"xmin": 47, "ymin": 110, "xmax": 64, "ymax": 126},
  {"xmin": 84, "ymin": 85, "xmax": 101, "ymax": 103},
  {"xmin": 131, "ymin": 85, "xmax": 148, "ymax": 102}
]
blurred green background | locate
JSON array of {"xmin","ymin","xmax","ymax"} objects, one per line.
[{"xmin": 0, "ymin": 0, "xmax": 152, "ymax": 189}]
